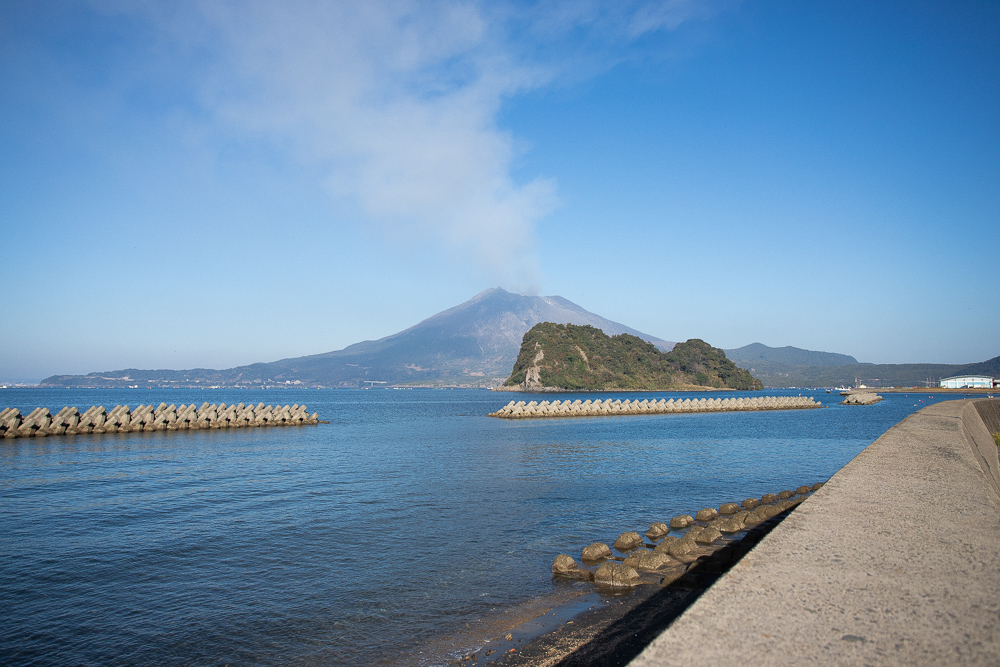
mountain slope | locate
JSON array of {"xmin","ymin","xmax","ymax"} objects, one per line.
[
  {"xmin": 953, "ymin": 355, "xmax": 1000, "ymax": 378},
  {"xmin": 721, "ymin": 342, "xmax": 1000, "ymax": 388},
  {"xmin": 738, "ymin": 362, "xmax": 976, "ymax": 388},
  {"xmin": 504, "ymin": 323, "xmax": 761, "ymax": 391},
  {"xmin": 41, "ymin": 288, "xmax": 675, "ymax": 388},
  {"xmin": 725, "ymin": 343, "xmax": 858, "ymax": 367}
]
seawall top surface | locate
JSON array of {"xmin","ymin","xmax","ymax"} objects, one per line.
[{"xmin": 630, "ymin": 399, "xmax": 1000, "ymax": 666}]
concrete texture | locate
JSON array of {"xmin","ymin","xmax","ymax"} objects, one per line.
[
  {"xmin": 0, "ymin": 402, "xmax": 320, "ymax": 437},
  {"xmin": 970, "ymin": 400, "xmax": 1000, "ymax": 498},
  {"xmin": 489, "ymin": 396, "xmax": 820, "ymax": 419},
  {"xmin": 630, "ymin": 399, "xmax": 1000, "ymax": 666}
]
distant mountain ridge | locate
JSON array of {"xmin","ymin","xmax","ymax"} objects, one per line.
[
  {"xmin": 39, "ymin": 298, "xmax": 996, "ymax": 390},
  {"xmin": 41, "ymin": 288, "xmax": 675, "ymax": 388},
  {"xmin": 724, "ymin": 343, "xmax": 998, "ymax": 388},
  {"xmin": 953, "ymin": 355, "xmax": 1000, "ymax": 378},
  {"xmin": 725, "ymin": 343, "xmax": 858, "ymax": 367}
]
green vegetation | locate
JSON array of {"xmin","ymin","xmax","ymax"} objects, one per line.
[
  {"xmin": 727, "ymin": 352, "xmax": 1000, "ymax": 389},
  {"xmin": 504, "ymin": 323, "xmax": 762, "ymax": 391},
  {"xmin": 956, "ymin": 355, "xmax": 1000, "ymax": 378},
  {"xmin": 994, "ymin": 432, "xmax": 1000, "ymax": 448},
  {"xmin": 725, "ymin": 343, "xmax": 858, "ymax": 367}
]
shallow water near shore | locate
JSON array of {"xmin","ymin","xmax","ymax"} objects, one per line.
[{"xmin": 0, "ymin": 388, "xmax": 942, "ymax": 665}]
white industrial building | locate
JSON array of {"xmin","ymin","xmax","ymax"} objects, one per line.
[{"xmin": 939, "ymin": 375, "xmax": 995, "ymax": 389}]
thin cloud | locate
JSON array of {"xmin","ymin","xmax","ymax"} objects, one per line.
[{"xmin": 114, "ymin": 0, "xmax": 722, "ymax": 282}]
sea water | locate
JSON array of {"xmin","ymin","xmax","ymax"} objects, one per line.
[{"xmin": 0, "ymin": 388, "xmax": 943, "ymax": 665}]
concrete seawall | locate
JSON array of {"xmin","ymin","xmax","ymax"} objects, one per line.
[
  {"xmin": 1, "ymin": 402, "xmax": 320, "ymax": 438},
  {"xmin": 630, "ymin": 399, "xmax": 1000, "ymax": 665}
]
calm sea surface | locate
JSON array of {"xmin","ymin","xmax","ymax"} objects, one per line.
[{"xmin": 0, "ymin": 388, "xmax": 946, "ymax": 665}]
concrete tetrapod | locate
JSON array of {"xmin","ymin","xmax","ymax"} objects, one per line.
[
  {"xmin": 645, "ymin": 522, "xmax": 670, "ymax": 539},
  {"xmin": 623, "ymin": 549, "xmax": 673, "ymax": 572},
  {"xmin": 593, "ymin": 562, "xmax": 640, "ymax": 588},
  {"xmin": 552, "ymin": 554, "xmax": 593, "ymax": 581},
  {"xmin": 546, "ymin": 480, "xmax": 828, "ymax": 597},
  {"xmin": 613, "ymin": 532, "xmax": 644, "ymax": 553},
  {"xmin": 0, "ymin": 402, "xmax": 321, "ymax": 439},
  {"xmin": 487, "ymin": 395, "xmax": 821, "ymax": 419},
  {"xmin": 718, "ymin": 502, "xmax": 741, "ymax": 515},
  {"xmin": 581, "ymin": 543, "xmax": 613, "ymax": 562},
  {"xmin": 841, "ymin": 392, "xmax": 883, "ymax": 405}
]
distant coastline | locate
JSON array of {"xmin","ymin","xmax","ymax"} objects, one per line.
[
  {"xmin": 844, "ymin": 386, "xmax": 996, "ymax": 394},
  {"xmin": 492, "ymin": 385, "xmax": 743, "ymax": 393}
]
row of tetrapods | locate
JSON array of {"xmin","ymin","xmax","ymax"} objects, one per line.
[{"xmin": 553, "ymin": 482, "xmax": 826, "ymax": 587}]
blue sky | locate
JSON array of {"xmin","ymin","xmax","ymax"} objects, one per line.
[{"xmin": 1, "ymin": 0, "xmax": 998, "ymax": 382}]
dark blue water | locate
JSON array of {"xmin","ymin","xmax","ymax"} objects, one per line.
[{"xmin": 0, "ymin": 388, "xmax": 942, "ymax": 665}]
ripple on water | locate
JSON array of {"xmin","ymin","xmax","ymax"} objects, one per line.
[{"xmin": 0, "ymin": 388, "xmax": 923, "ymax": 665}]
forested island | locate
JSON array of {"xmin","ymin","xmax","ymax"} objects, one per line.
[{"xmin": 502, "ymin": 323, "xmax": 762, "ymax": 391}]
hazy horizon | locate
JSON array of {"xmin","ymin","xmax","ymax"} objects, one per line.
[{"xmin": 5, "ymin": 287, "xmax": 994, "ymax": 385}]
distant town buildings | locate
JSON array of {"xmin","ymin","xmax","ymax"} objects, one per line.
[{"xmin": 939, "ymin": 375, "xmax": 996, "ymax": 389}]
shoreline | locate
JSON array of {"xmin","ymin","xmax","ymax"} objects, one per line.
[
  {"xmin": 467, "ymin": 396, "xmax": 1000, "ymax": 665},
  {"xmin": 627, "ymin": 398, "xmax": 1000, "ymax": 664},
  {"xmin": 464, "ymin": 504, "xmax": 798, "ymax": 667},
  {"xmin": 842, "ymin": 386, "xmax": 996, "ymax": 394},
  {"xmin": 442, "ymin": 506, "xmax": 804, "ymax": 666}
]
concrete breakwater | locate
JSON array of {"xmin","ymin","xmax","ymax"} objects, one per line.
[
  {"xmin": 629, "ymin": 398, "xmax": 1000, "ymax": 666},
  {"xmin": 841, "ymin": 392, "xmax": 883, "ymax": 405},
  {"xmin": 0, "ymin": 402, "xmax": 319, "ymax": 439},
  {"xmin": 551, "ymin": 483, "xmax": 823, "ymax": 588},
  {"xmin": 488, "ymin": 395, "xmax": 820, "ymax": 419}
]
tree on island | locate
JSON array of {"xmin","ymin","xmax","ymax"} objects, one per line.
[{"xmin": 503, "ymin": 323, "xmax": 762, "ymax": 391}]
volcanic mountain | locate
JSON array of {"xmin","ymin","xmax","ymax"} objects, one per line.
[{"xmin": 41, "ymin": 288, "xmax": 675, "ymax": 388}]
